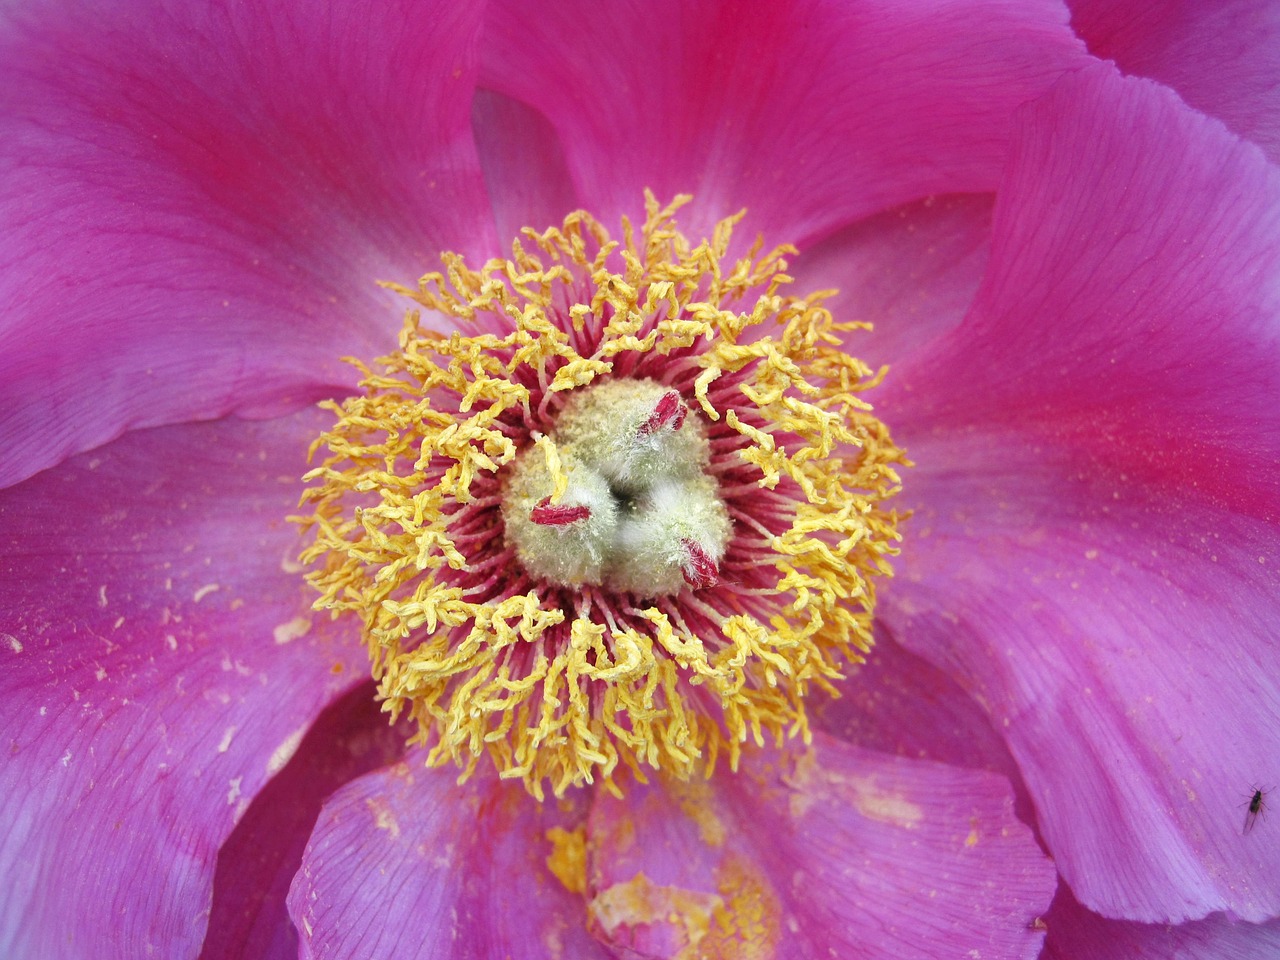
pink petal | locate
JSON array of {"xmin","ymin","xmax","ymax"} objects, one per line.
[
  {"xmin": 287, "ymin": 759, "xmax": 609, "ymax": 960},
  {"xmin": 0, "ymin": 411, "xmax": 363, "ymax": 959},
  {"xmin": 478, "ymin": 0, "xmax": 1085, "ymax": 244},
  {"xmin": 887, "ymin": 61, "xmax": 1280, "ymax": 521},
  {"xmin": 1069, "ymin": 0, "xmax": 1280, "ymax": 163},
  {"xmin": 789, "ymin": 193, "xmax": 994, "ymax": 370},
  {"xmin": 471, "ymin": 90, "xmax": 579, "ymax": 250},
  {"xmin": 0, "ymin": 0, "xmax": 497, "ymax": 490},
  {"xmin": 815, "ymin": 630, "xmax": 1023, "ymax": 788},
  {"xmin": 883, "ymin": 434, "xmax": 1280, "ymax": 924},
  {"xmin": 585, "ymin": 735, "xmax": 1055, "ymax": 960},
  {"xmin": 876, "ymin": 62, "xmax": 1280, "ymax": 924},
  {"xmin": 200, "ymin": 684, "xmax": 403, "ymax": 960},
  {"xmin": 1044, "ymin": 885, "xmax": 1280, "ymax": 959}
]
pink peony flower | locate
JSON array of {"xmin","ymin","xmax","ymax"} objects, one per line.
[{"xmin": 2, "ymin": 1, "xmax": 1279, "ymax": 958}]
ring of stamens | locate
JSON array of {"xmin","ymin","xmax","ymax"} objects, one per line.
[{"xmin": 298, "ymin": 193, "xmax": 906, "ymax": 799}]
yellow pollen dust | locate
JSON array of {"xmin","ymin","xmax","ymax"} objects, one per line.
[{"xmin": 297, "ymin": 193, "xmax": 906, "ymax": 799}]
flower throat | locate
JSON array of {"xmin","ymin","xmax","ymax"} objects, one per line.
[{"xmin": 297, "ymin": 194, "xmax": 906, "ymax": 799}]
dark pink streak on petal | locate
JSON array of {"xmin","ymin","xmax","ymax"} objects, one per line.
[
  {"xmin": 1044, "ymin": 884, "xmax": 1280, "ymax": 959},
  {"xmin": 479, "ymin": 0, "xmax": 1084, "ymax": 245},
  {"xmin": 882, "ymin": 433, "xmax": 1280, "ymax": 923},
  {"xmin": 888, "ymin": 62, "xmax": 1280, "ymax": 522},
  {"xmin": 0, "ymin": 0, "xmax": 497, "ymax": 490},
  {"xmin": 586, "ymin": 735, "xmax": 1055, "ymax": 960},
  {"xmin": 199, "ymin": 683, "xmax": 404, "ymax": 960},
  {"xmin": 789, "ymin": 193, "xmax": 995, "ymax": 371},
  {"xmin": 288, "ymin": 759, "xmax": 609, "ymax": 960},
  {"xmin": 0, "ymin": 411, "xmax": 363, "ymax": 959},
  {"xmin": 1070, "ymin": 0, "xmax": 1280, "ymax": 164}
]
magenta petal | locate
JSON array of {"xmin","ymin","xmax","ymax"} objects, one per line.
[
  {"xmin": 200, "ymin": 684, "xmax": 402, "ymax": 960},
  {"xmin": 0, "ymin": 0, "xmax": 497, "ymax": 489},
  {"xmin": 789, "ymin": 193, "xmax": 994, "ymax": 370},
  {"xmin": 288, "ymin": 759, "xmax": 609, "ymax": 960},
  {"xmin": 479, "ymin": 0, "xmax": 1084, "ymax": 243},
  {"xmin": 471, "ymin": 90, "xmax": 579, "ymax": 250},
  {"xmin": 1044, "ymin": 885, "xmax": 1280, "ymax": 959},
  {"xmin": 887, "ymin": 62, "xmax": 1280, "ymax": 520},
  {"xmin": 883, "ymin": 433, "xmax": 1280, "ymax": 923},
  {"xmin": 586, "ymin": 735, "xmax": 1055, "ymax": 960},
  {"xmin": 0, "ymin": 412, "xmax": 362, "ymax": 959},
  {"xmin": 875, "ymin": 65, "xmax": 1280, "ymax": 921},
  {"xmin": 1070, "ymin": 0, "xmax": 1280, "ymax": 163},
  {"xmin": 816, "ymin": 630, "xmax": 1023, "ymax": 788}
]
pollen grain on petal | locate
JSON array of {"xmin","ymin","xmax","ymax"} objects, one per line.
[
  {"xmin": 545, "ymin": 825, "xmax": 588, "ymax": 895},
  {"xmin": 296, "ymin": 193, "xmax": 907, "ymax": 799}
]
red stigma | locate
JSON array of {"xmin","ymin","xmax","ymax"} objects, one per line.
[
  {"xmin": 530, "ymin": 497, "xmax": 591, "ymax": 526},
  {"xmin": 680, "ymin": 539, "xmax": 719, "ymax": 589},
  {"xmin": 638, "ymin": 390, "xmax": 687, "ymax": 436}
]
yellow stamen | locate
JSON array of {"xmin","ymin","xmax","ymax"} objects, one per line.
[{"xmin": 297, "ymin": 193, "xmax": 906, "ymax": 799}]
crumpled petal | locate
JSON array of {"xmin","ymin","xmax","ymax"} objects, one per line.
[
  {"xmin": 585, "ymin": 734, "xmax": 1055, "ymax": 960},
  {"xmin": 478, "ymin": 0, "xmax": 1085, "ymax": 244},
  {"xmin": 0, "ymin": 0, "xmax": 496, "ymax": 490},
  {"xmin": 1044, "ymin": 885, "xmax": 1280, "ymax": 959},
  {"xmin": 879, "ymin": 61, "xmax": 1280, "ymax": 923},
  {"xmin": 0, "ymin": 411, "xmax": 362, "ymax": 960},
  {"xmin": 1069, "ymin": 0, "xmax": 1280, "ymax": 164},
  {"xmin": 287, "ymin": 758, "xmax": 610, "ymax": 960}
]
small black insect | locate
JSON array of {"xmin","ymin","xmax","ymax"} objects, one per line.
[{"xmin": 1244, "ymin": 787, "xmax": 1268, "ymax": 834}]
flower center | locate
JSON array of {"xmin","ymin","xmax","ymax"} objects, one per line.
[
  {"xmin": 298, "ymin": 194, "xmax": 907, "ymax": 799},
  {"xmin": 502, "ymin": 378, "xmax": 730, "ymax": 595}
]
